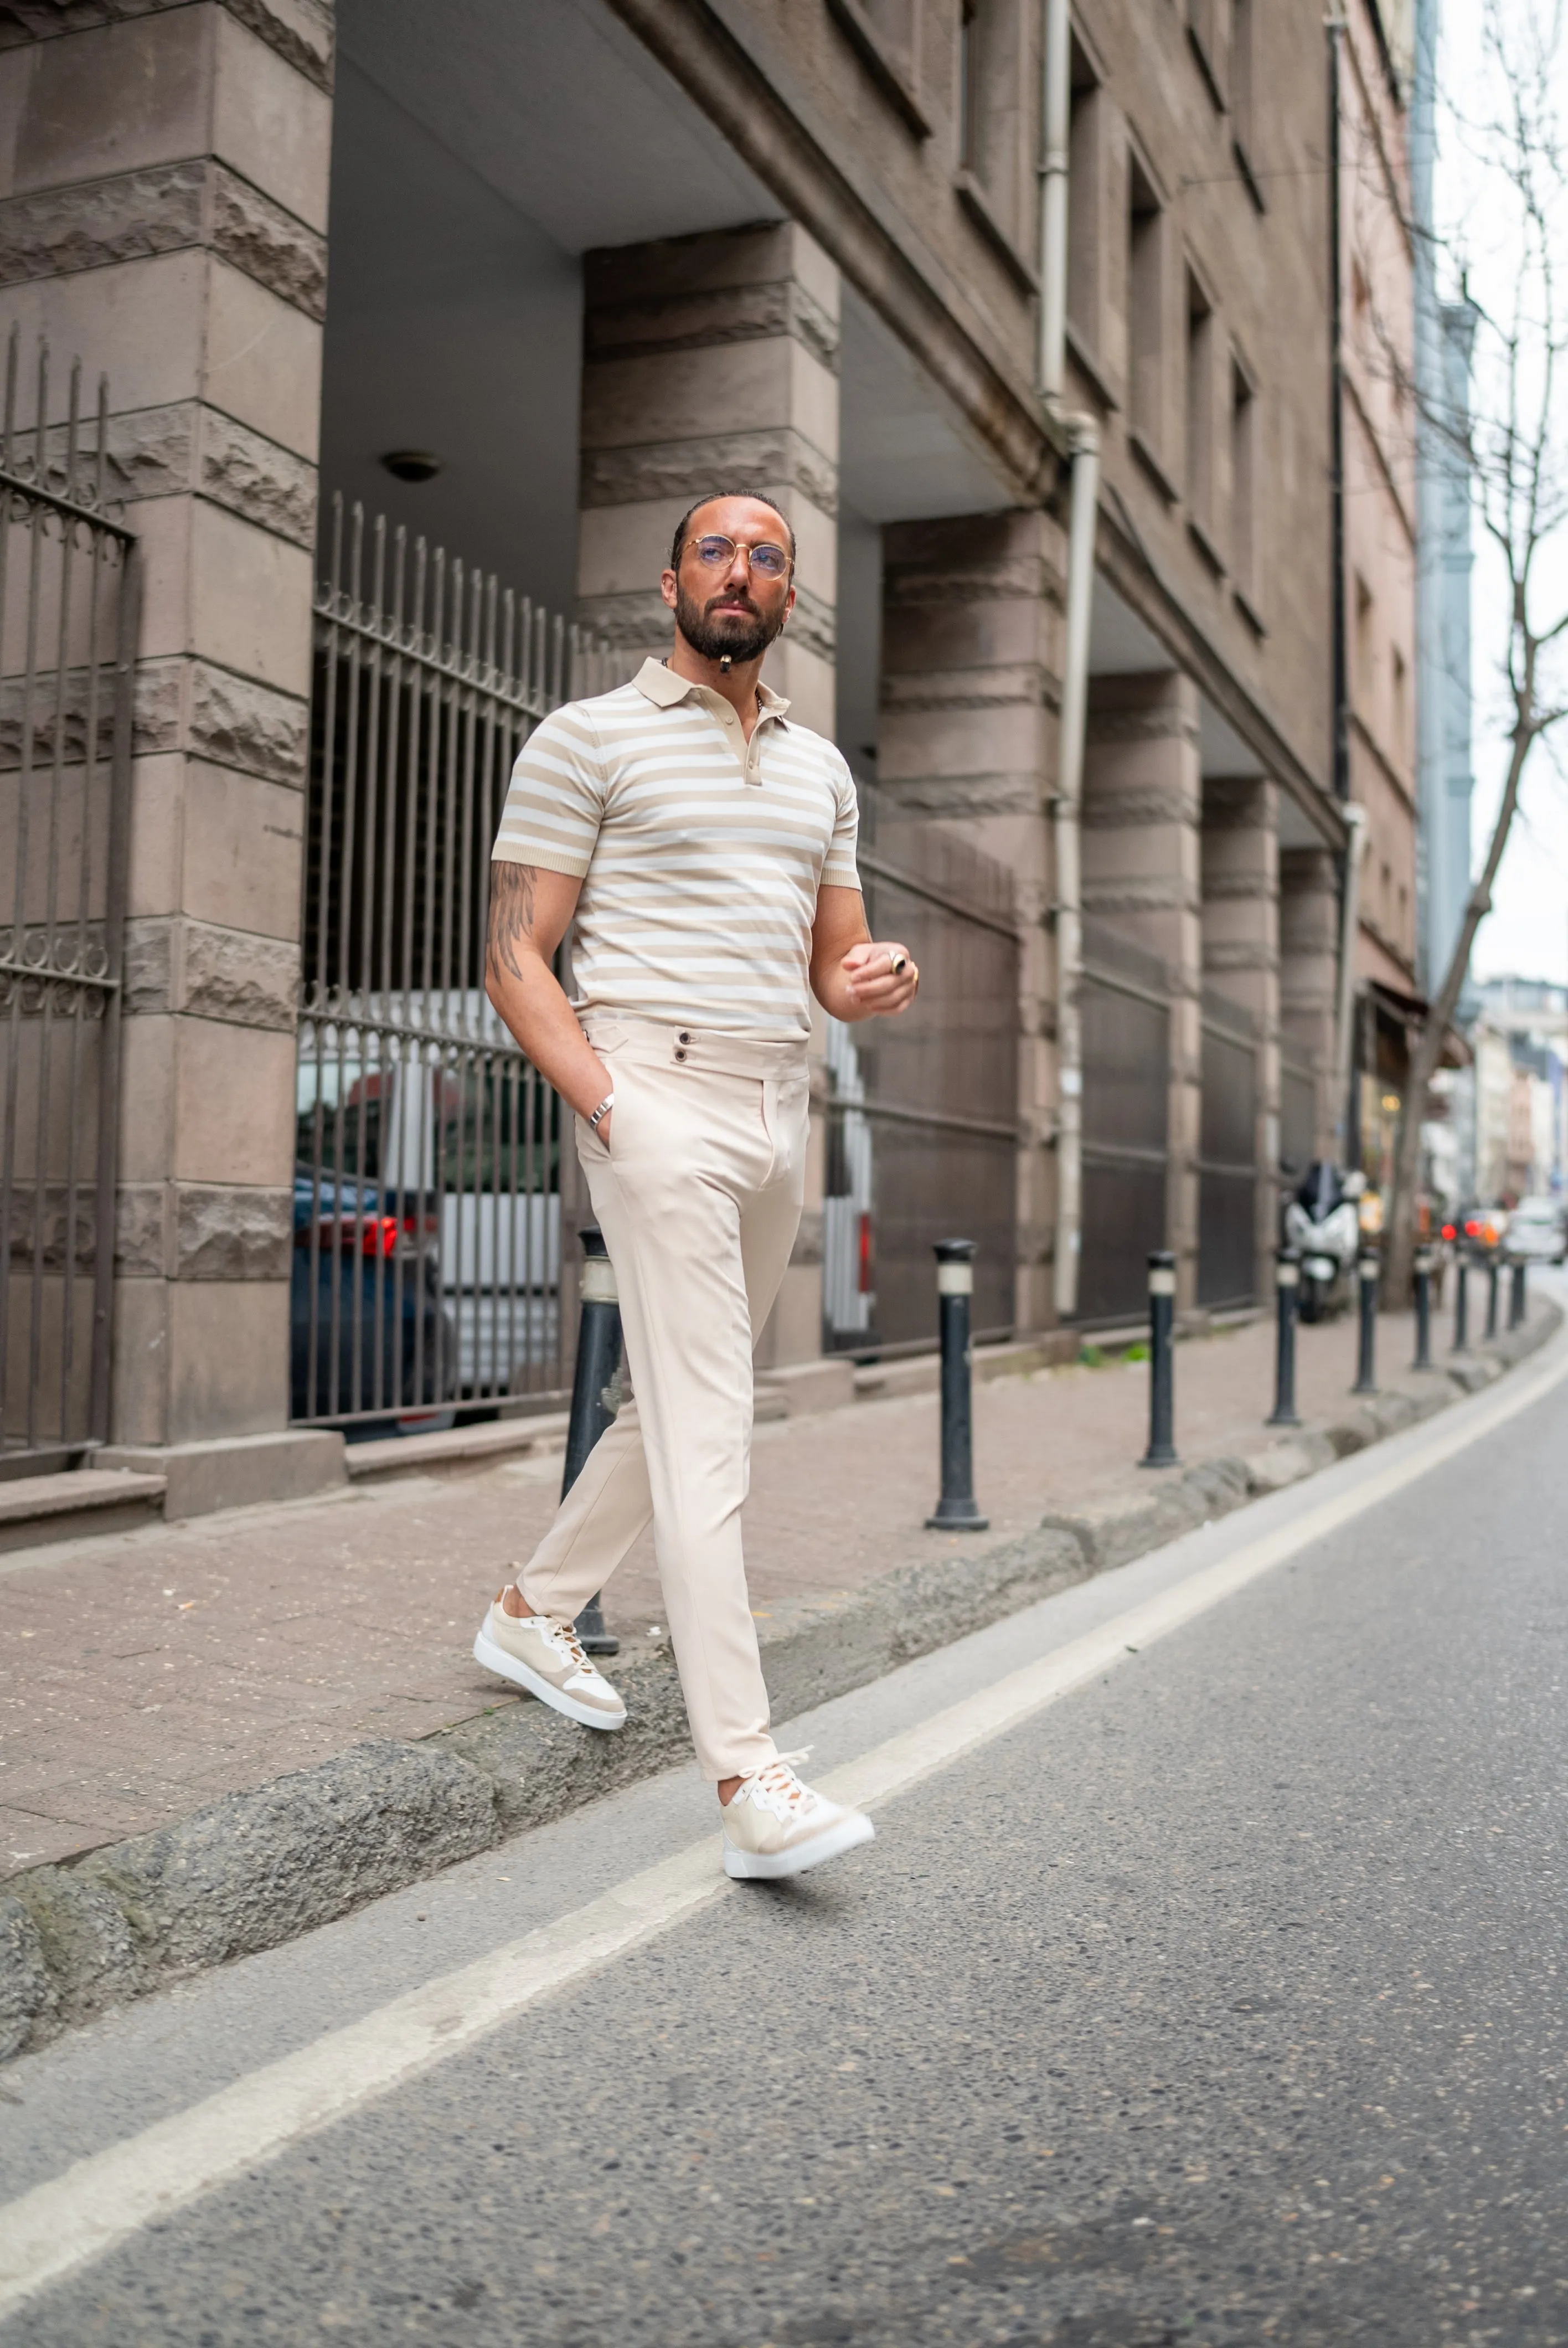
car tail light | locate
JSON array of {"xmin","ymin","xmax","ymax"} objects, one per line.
[
  {"xmin": 1441, "ymin": 1223, "xmax": 1457, "ymax": 1242},
  {"xmin": 857, "ymin": 1211, "xmax": 874, "ymax": 1295},
  {"xmin": 298, "ymin": 1216, "xmax": 401, "ymax": 1258}
]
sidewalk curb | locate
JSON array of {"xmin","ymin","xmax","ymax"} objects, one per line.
[{"xmin": 2, "ymin": 1301, "xmax": 1558, "ymax": 2062}]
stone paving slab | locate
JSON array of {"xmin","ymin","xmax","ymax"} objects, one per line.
[{"xmin": 0, "ymin": 1301, "xmax": 1498, "ymax": 1881}]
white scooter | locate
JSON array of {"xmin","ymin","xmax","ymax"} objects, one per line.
[{"xmin": 1283, "ymin": 1162, "xmax": 1365, "ymax": 1322}]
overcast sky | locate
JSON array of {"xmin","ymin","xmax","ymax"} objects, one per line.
[{"xmin": 1437, "ymin": 0, "xmax": 1568, "ymax": 987}]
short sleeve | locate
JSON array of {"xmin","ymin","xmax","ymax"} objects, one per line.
[
  {"xmin": 492, "ymin": 702, "xmax": 606, "ymax": 878},
  {"xmin": 821, "ymin": 759, "xmax": 861, "ymax": 891}
]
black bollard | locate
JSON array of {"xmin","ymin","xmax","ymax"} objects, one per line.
[
  {"xmin": 565, "ymin": 1228, "xmax": 623, "ymax": 1655},
  {"xmin": 1509, "ymin": 1258, "xmax": 1527, "ymax": 1330},
  {"xmin": 1140, "ymin": 1249, "xmax": 1179, "ymax": 1468},
  {"xmin": 926, "ymin": 1239, "xmax": 989, "ymax": 1530},
  {"xmin": 1267, "ymin": 1248, "xmax": 1301, "ymax": 1427},
  {"xmin": 1412, "ymin": 1245, "xmax": 1435, "ymax": 1371},
  {"xmin": 1352, "ymin": 1249, "xmax": 1379, "ymax": 1394},
  {"xmin": 1451, "ymin": 1257, "xmax": 1471, "ymax": 1354},
  {"xmin": 1486, "ymin": 1259, "xmax": 1500, "ymax": 1341}
]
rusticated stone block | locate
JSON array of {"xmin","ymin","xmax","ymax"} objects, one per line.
[
  {"xmin": 122, "ymin": 915, "xmax": 174, "ymax": 1012},
  {"xmin": 106, "ymin": 403, "xmax": 316, "ymax": 547},
  {"xmin": 114, "ymin": 1182, "xmax": 168, "ymax": 1275},
  {"xmin": 189, "ymin": 659, "xmax": 307, "ymax": 786},
  {"xmin": 0, "ymin": 161, "xmax": 204, "ymax": 285},
  {"xmin": 586, "ymin": 277, "xmax": 839, "ymax": 372},
  {"xmin": 580, "ymin": 424, "xmax": 838, "ymax": 519},
  {"xmin": 0, "ymin": 0, "xmax": 333, "ymax": 94},
  {"xmin": 174, "ymin": 1183, "xmax": 292, "ymax": 1279},
  {"xmin": 180, "ymin": 920, "xmax": 300, "ymax": 1027},
  {"xmin": 0, "ymin": 158, "xmax": 326, "ymax": 318},
  {"xmin": 131, "ymin": 659, "xmax": 183, "ymax": 757},
  {"xmin": 210, "ymin": 162, "xmax": 326, "ymax": 321},
  {"xmin": 199, "ymin": 406, "xmax": 316, "ymax": 544}
]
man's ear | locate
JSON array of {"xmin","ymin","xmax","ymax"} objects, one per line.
[{"xmin": 659, "ymin": 568, "xmax": 678, "ymax": 611}]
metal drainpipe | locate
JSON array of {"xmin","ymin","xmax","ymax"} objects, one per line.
[
  {"xmin": 1039, "ymin": 0, "xmax": 1098, "ymax": 1319},
  {"xmin": 1334, "ymin": 802, "xmax": 1368, "ymax": 1162}
]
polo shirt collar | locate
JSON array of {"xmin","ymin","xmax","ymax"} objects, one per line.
[{"xmin": 633, "ymin": 655, "xmax": 790, "ymax": 722}]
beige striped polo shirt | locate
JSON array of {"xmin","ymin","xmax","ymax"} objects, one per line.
[{"xmin": 492, "ymin": 656, "xmax": 861, "ymax": 1038}]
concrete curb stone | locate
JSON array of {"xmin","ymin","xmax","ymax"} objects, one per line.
[{"xmin": 1, "ymin": 1297, "xmax": 1560, "ymax": 2062}]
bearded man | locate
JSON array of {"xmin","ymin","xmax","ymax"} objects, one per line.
[{"xmin": 473, "ymin": 490, "xmax": 919, "ymax": 1880}]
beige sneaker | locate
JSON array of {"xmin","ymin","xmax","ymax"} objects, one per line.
[
  {"xmin": 473, "ymin": 1589, "xmax": 627, "ymax": 1730},
  {"xmin": 720, "ymin": 1750, "xmax": 874, "ymax": 1880}
]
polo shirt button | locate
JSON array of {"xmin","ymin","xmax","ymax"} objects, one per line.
[
  {"xmin": 674, "ymin": 1048, "xmax": 687, "ymax": 1062},
  {"xmin": 678, "ymin": 1031, "xmax": 690, "ymax": 1044}
]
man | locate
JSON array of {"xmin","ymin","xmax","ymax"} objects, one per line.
[{"xmin": 474, "ymin": 490, "xmax": 917, "ymax": 1880}]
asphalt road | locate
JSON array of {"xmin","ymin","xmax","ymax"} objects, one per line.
[{"xmin": 4, "ymin": 1301, "xmax": 1567, "ymax": 2346}]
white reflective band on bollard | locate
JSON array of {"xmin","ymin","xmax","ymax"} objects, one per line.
[
  {"xmin": 1147, "ymin": 1268, "xmax": 1177, "ymax": 1297},
  {"xmin": 936, "ymin": 1262, "xmax": 974, "ymax": 1296},
  {"xmin": 1276, "ymin": 1263, "xmax": 1299, "ymax": 1289},
  {"xmin": 581, "ymin": 1258, "xmax": 620, "ymax": 1305}
]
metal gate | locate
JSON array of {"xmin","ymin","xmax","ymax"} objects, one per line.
[
  {"xmin": 1197, "ymin": 987, "xmax": 1259, "ymax": 1308},
  {"xmin": 1077, "ymin": 918, "xmax": 1171, "ymax": 1324},
  {"xmin": 822, "ymin": 790, "xmax": 1019, "ymax": 1351},
  {"xmin": 1280, "ymin": 1045, "xmax": 1317, "ymax": 1181},
  {"xmin": 293, "ymin": 497, "xmax": 615, "ymax": 1427},
  {"xmin": 0, "ymin": 332, "xmax": 137, "ymax": 1468}
]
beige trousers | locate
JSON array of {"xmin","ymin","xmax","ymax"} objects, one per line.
[{"xmin": 518, "ymin": 1017, "xmax": 809, "ymax": 1781}]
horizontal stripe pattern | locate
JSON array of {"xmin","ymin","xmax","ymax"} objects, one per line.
[{"xmin": 493, "ymin": 661, "xmax": 860, "ymax": 1037}]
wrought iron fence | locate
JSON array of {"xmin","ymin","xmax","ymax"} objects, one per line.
[
  {"xmin": 295, "ymin": 497, "xmax": 619, "ymax": 1427},
  {"xmin": 1077, "ymin": 918, "xmax": 1172, "ymax": 1325},
  {"xmin": 823, "ymin": 789, "xmax": 1020, "ymax": 1352},
  {"xmin": 0, "ymin": 329, "xmax": 137, "ymax": 1468}
]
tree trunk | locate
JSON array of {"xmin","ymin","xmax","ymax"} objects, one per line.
[{"xmin": 1386, "ymin": 700, "xmax": 1535, "ymax": 1296}]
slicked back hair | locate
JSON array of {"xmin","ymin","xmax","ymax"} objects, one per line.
[{"xmin": 669, "ymin": 491, "xmax": 796, "ymax": 573}]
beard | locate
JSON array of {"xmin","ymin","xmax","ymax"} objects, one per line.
[{"xmin": 674, "ymin": 581, "xmax": 786, "ymax": 665}]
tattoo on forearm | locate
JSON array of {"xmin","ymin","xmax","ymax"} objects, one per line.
[{"xmin": 487, "ymin": 860, "xmax": 538, "ymax": 984}]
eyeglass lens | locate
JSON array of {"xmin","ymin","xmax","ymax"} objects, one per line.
[{"xmin": 692, "ymin": 534, "xmax": 790, "ymax": 578}]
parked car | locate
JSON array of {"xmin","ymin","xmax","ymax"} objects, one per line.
[
  {"xmin": 1443, "ymin": 1202, "xmax": 1510, "ymax": 1262},
  {"xmin": 290, "ymin": 1169, "xmax": 457, "ymax": 1428},
  {"xmin": 1505, "ymin": 1195, "xmax": 1567, "ymax": 1264}
]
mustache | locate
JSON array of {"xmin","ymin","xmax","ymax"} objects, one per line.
[{"xmin": 705, "ymin": 591, "xmax": 761, "ymax": 616}]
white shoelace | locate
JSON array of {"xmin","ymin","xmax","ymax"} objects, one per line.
[
  {"xmin": 736, "ymin": 1748, "xmax": 814, "ymax": 1815},
  {"xmin": 532, "ymin": 1615, "xmax": 597, "ymax": 1677}
]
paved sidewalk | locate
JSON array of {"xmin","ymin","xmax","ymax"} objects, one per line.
[{"xmin": 0, "ymin": 1305, "xmax": 1490, "ymax": 1877}]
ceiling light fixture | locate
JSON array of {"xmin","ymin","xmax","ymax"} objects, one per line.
[{"xmin": 380, "ymin": 450, "xmax": 443, "ymax": 483}]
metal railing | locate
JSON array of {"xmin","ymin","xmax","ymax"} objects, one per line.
[
  {"xmin": 0, "ymin": 329, "xmax": 137, "ymax": 1468},
  {"xmin": 295, "ymin": 497, "xmax": 621, "ymax": 1427},
  {"xmin": 823, "ymin": 786, "xmax": 1020, "ymax": 1352}
]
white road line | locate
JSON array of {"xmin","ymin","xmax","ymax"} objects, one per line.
[{"xmin": 1, "ymin": 1325, "xmax": 1564, "ymax": 2324}]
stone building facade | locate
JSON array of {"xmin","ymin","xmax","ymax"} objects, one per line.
[{"xmin": 0, "ymin": 0, "xmax": 1413, "ymax": 1491}]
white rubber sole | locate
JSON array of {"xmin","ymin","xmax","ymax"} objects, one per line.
[
  {"xmin": 722, "ymin": 1807, "xmax": 876, "ymax": 1881},
  {"xmin": 472, "ymin": 1627, "xmax": 626, "ymax": 1731}
]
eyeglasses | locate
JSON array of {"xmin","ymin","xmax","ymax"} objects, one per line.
[{"xmin": 687, "ymin": 534, "xmax": 792, "ymax": 579}]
